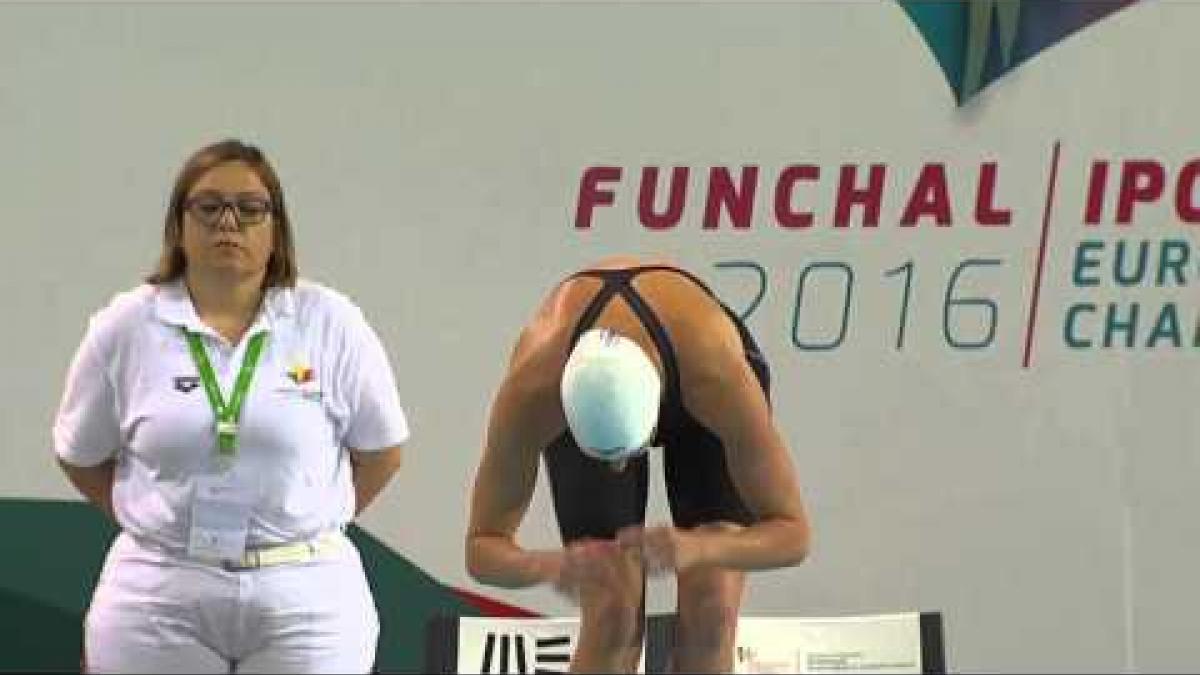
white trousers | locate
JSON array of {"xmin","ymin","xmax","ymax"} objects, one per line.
[{"xmin": 84, "ymin": 531, "xmax": 379, "ymax": 674}]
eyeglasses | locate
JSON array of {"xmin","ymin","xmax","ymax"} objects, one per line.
[{"xmin": 184, "ymin": 192, "xmax": 274, "ymax": 228}]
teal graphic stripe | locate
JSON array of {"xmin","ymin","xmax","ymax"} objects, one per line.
[{"xmin": 899, "ymin": 0, "xmax": 1141, "ymax": 103}]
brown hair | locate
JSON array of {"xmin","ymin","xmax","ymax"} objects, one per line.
[{"xmin": 146, "ymin": 139, "xmax": 297, "ymax": 287}]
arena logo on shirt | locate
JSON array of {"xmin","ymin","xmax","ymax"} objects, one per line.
[{"xmin": 173, "ymin": 375, "xmax": 200, "ymax": 394}]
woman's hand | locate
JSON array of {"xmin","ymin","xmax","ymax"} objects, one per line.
[
  {"xmin": 617, "ymin": 525, "xmax": 706, "ymax": 575},
  {"xmin": 546, "ymin": 539, "xmax": 643, "ymax": 605}
]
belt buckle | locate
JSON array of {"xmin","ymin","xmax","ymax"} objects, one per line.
[{"xmin": 221, "ymin": 550, "xmax": 259, "ymax": 572}]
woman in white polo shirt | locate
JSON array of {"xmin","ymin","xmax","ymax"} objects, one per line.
[{"xmin": 53, "ymin": 139, "xmax": 409, "ymax": 673}]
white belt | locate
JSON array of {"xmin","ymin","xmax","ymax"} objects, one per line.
[{"xmin": 219, "ymin": 531, "xmax": 341, "ymax": 571}]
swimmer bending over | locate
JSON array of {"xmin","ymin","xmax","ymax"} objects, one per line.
[{"xmin": 466, "ymin": 255, "xmax": 810, "ymax": 673}]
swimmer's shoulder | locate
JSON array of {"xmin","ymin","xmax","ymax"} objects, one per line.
[{"xmin": 504, "ymin": 315, "xmax": 572, "ymax": 399}]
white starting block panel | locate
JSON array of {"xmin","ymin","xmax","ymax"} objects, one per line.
[
  {"xmin": 456, "ymin": 616, "xmax": 645, "ymax": 674},
  {"xmin": 430, "ymin": 611, "xmax": 943, "ymax": 674},
  {"xmin": 732, "ymin": 612, "xmax": 929, "ymax": 674}
]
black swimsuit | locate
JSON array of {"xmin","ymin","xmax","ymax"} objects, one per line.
[{"xmin": 543, "ymin": 265, "xmax": 771, "ymax": 543}]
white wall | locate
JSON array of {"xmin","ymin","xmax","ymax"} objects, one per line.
[{"xmin": 1, "ymin": 2, "xmax": 1196, "ymax": 671}]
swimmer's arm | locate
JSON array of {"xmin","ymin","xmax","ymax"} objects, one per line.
[
  {"xmin": 466, "ymin": 377, "xmax": 562, "ymax": 589},
  {"xmin": 348, "ymin": 445, "xmax": 404, "ymax": 516},
  {"xmin": 685, "ymin": 349, "xmax": 811, "ymax": 571}
]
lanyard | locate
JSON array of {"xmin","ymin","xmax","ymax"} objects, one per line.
[{"xmin": 182, "ymin": 328, "xmax": 268, "ymax": 460}]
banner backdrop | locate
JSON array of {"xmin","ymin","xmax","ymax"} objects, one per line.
[{"xmin": 0, "ymin": 2, "xmax": 1196, "ymax": 672}]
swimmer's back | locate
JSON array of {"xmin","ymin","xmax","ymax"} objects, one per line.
[{"xmin": 512, "ymin": 256, "xmax": 744, "ymax": 389}]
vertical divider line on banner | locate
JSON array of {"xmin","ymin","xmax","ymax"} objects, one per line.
[
  {"xmin": 919, "ymin": 612, "xmax": 947, "ymax": 674},
  {"xmin": 1022, "ymin": 139, "xmax": 1064, "ymax": 368}
]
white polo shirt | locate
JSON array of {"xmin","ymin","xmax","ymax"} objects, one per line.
[{"xmin": 53, "ymin": 279, "xmax": 410, "ymax": 552}]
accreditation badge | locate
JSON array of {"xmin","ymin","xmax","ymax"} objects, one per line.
[{"xmin": 187, "ymin": 473, "xmax": 256, "ymax": 561}]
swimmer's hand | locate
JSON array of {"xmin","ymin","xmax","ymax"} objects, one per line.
[
  {"xmin": 617, "ymin": 525, "xmax": 705, "ymax": 575},
  {"xmin": 547, "ymin": 539, "xmax": 642, "ymax": 605}
]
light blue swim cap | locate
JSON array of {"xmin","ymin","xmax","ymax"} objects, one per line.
[{"xmin": 560, "ymin": 328, "xmax": 661, "ymax": 462}]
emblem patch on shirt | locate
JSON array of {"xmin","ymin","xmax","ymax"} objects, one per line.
[
  {"xmin": 287, "ymin": 363, "xmax": 314, "ymax": 385},
  {"xmin": 174, "ymin": 375, "xmax": 200, "ymax": 393},
  {"xmin": 279, "ymin": 358, "xmax": 321, "ymax": 402}
]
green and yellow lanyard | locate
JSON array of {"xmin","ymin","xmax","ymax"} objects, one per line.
[{"xmin": 183, "ymin": 328, "xmax": 268, "ymax": 461}]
